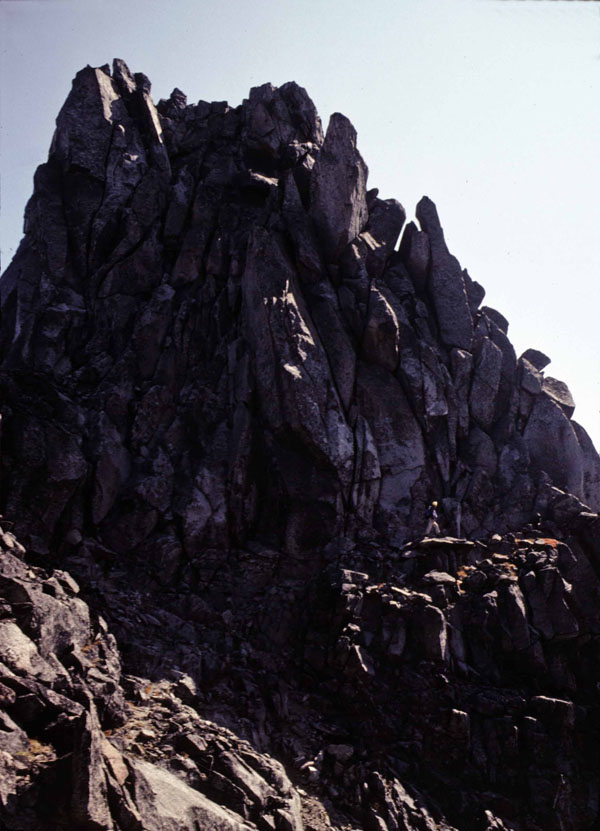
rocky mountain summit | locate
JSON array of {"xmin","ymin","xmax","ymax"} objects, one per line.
[{"xmin": 1, "ymin": 60, "xmax": 600, "ymax": 830}]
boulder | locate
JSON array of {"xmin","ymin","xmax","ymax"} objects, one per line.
[
  {"xmin": 129, "ymin": 758, "xmax": 255, "ymax": 831},
  {"xmin": 520, "ymin": 348, "xmax": 551, "ymax": 371},
  {"xmin": 542, "ymin": 376, "xmax": 575, "ymax": 418}
]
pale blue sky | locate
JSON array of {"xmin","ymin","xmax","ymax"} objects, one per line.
[{"xmin": 1, "ymin": 0, "xmax": 599, "ymax": 450}]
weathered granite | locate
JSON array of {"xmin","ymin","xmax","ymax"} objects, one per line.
[{"xmin": 2, "ymin": 60, "xmax": 600, "ymax": 831}]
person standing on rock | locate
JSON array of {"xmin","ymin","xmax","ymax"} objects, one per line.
[{"xmin": 425, "ymin": 501, "xmax": 440, "ymax": 537}]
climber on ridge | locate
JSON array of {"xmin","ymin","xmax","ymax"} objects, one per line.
[{"xmin": 425, "ymin": 501, "xmax": 440, "ymax": 537}]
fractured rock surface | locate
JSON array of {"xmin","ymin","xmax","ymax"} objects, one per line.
[
  {"xmin": 2, "ymin": 61, "xmax": 599, "ymax": 559},
  {"xmin": 2, "ymin": 60, "xmax": 600, "ymax": 831},
  {"xmin": 0, "ymin": 530, "xmax": 307, "ymax": 831}
]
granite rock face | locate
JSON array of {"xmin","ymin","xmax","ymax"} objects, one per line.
[
  {"xmin": 2, "ymin": 61, "xmax": 600, "ymax": 831},
  {"xmin": 2, "ymin": 61, "xmax": 599, "ymax": 556}
]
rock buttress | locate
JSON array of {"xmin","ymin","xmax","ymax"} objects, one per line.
[{"xmin": 1, "ymin": 59, "xmax": 599, "ymax": 555}]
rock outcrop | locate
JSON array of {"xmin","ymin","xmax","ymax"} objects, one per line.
[
  {"xmin": 0, "ymin": 528, "xmax": 306, "ymax": 831},
  {"xmin": 3, "ymin": 60, "xmax": 599, "ymax": 559},
  {"xmin": 1, "ymin": 60, "xmax": 600, "ymax": 830},
  {"xmin": 3, "ymin": 507, "xmax": 600, "ymax": 830}
]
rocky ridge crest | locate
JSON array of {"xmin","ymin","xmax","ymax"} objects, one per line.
[{"xmin": 2, "ymin": 60, "xmax": 599, "ymax": 557}]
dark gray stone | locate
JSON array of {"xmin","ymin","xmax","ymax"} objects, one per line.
[
  {"xmin": 520, "ymin": 348, "xmax": 551, "ymax": 371},
  {"xmin": 2, "ymin": 62, "xmax": 600, "ymax": 831},
  {"xmin": 416, "ymin": 197, "xmax": 473, "ymax": 350},
  {"xmin": 469, "ymin": 336, "xmax": 503, "ymax": 429},
  {"xmin": 310, "ymin": 112, "xmax": 368, "ymax": 260},
  {"xmin": 542, "ymin": 376, "xmax": 576, "ymax": 418},
  {"xmin": 399, "ymin": 221, "xmax": 430, "ymax": 293}
]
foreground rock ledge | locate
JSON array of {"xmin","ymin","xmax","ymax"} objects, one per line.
[{"xmin": 2, "ymin": 510, "xmax": 600, "ymax": 830}]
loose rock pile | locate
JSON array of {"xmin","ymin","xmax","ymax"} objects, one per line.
[
  {"xmin": 3, "ymin": 512, "xmax": 600, "ymax": 829},
  {"xmin": 0, "ymin": 528, "xmax": 306, "ymax": 831}
]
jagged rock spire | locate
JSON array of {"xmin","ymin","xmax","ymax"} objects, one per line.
[{"xmin": 1, "ymin": 60, "xmax": 599, "ymax": 562}]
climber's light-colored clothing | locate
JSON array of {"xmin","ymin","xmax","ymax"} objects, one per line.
[
  {"xmin": 425, "ymin": 502, "xmax": 440, "ymax": 536},
  {"xmin": 425, "ymin": 518, "xmax": 440, "ymax": 536}
]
